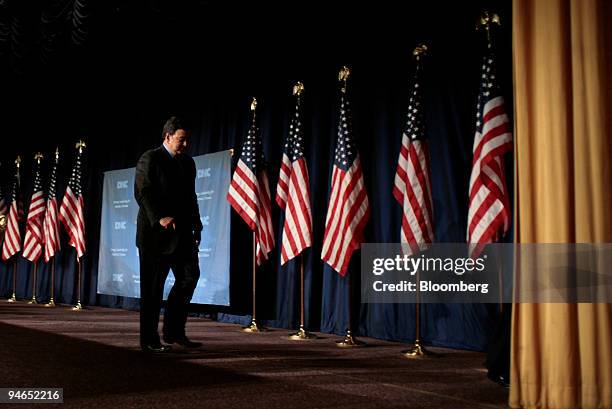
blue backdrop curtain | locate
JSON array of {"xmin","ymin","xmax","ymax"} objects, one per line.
[{"xmin": 0, "ymin": 1, "xmax": 512, "ymax": 351}]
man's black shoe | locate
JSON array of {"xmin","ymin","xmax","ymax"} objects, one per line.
[
  {"xmin": 163, "ymin": 335, "xmax": 202, "ymax": 348},
  {"xmin": 141, "ymin": 343, "xmax": 172, "ymax": 353}
]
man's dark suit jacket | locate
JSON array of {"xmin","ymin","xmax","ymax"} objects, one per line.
[{"xmin": 135, "ymin": 146, "xmax": 202, "ymax": 255}]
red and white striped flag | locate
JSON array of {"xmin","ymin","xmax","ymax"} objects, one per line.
[
  {"xmin": 43, "ymin": 152, "xmax": 60, "ymax": 263},
  {"xmin": 59, "ymin": 145, "xmax": 86, "ymax": 259},
  {"xmin": 321, "ymin": 72, "xmax": 370, "ymax": 276},
  {"xmin": 227, "ymin": 105, "xmax": 275, "ymax": 266},
  {"xmin": 467, "ymin": 46, "xmax": 512, "ymax": 257},
  {"xmin": 277, "ymin": 86, "xmax": 312, "ymax": 265},
  {"xmin": 393, "ymin": 61, "xmax": 434, "ymax": 255},
  {"xmin": 2, "ymin": 163, "xmax": 22, "ymax": 261},
  {"xmin": 0, "ymin": 185, "xmax": 6, "ymax": 250},
  {"xmin": 22, "ymin": 157, "xmax": 46, "ymax": 262}
]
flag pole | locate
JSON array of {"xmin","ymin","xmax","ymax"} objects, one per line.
[
  {"xmin": 289, "ymin": 254, "xmax": 316, "ymax": 340},
  {"xmin": 332, "ymin": 67, "xmax": 364, "ymax": 348},
  {"xmin": 27, "ymin": 262, "xmax": 38, "ymax": 304},
  {"xmin": 400, "ymin": 45, "xmax": 434, "ymax": 358},
  {"xmin": 44, "ymin": 257, "xmax": 56, "ymax": 307},
  {"xmin": 242, "ymin": 231, "xmax": 265, "ymax": 332},
  {"xmin": 241, "ymin": 98, "xmax": 265, "ymax": 333},
  {"xmin": 286, "ymin": 83, "xmax": 315, "ymax": 341},
  {"xmin": 8, "ymin": 259, "xmax": 17, "ymax": 302},
  {"xmin": 71, "ymin": 140, "xmax": 86, "ymax": 312},
  {"xmin": 44, "ymin": 148, "xmax": 60, "ymax": 308},
  {"xmin": 336, "ymin": 268, "xmax": 364, "ymax": 347},
  {"xmin": 26, "ymin": 152, "xmax": 45, "ymax": 305},
  {"xmin": 71, "ymin": 256, "xmax": 83, "ymax": 310},
  {"xmin": 401, "ymin": 268, "xmax": 434, "ymax": 357},
  {"xmin": 7, "ymin": 155, "xmax": 21, "ymax": 302},
  {"xmin": 477, "ymin": 10, "xmax": 503, "ymax": 312}
]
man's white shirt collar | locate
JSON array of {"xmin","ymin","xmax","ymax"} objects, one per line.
[{"xmin": 162, "ymin": 143, "xmax": 175, "ymax": 158}]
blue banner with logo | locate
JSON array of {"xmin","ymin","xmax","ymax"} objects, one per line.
[{"xmin": 97, "ymin": 150, "xmax": 231, "ymax": 306}]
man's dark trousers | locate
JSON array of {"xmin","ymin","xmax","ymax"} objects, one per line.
[{"xmin": 139, "ymin": 241, "xmax": 200, "ymax": 347}]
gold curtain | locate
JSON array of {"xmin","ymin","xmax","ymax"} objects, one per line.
[{"xmin": 512, "ymin": 0, "xmax": 612, "ymax": 408}]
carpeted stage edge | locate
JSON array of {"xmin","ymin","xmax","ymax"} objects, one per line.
[{"xmin": 0, "ymin": 303, "xmax": 508, "ymax": 408}]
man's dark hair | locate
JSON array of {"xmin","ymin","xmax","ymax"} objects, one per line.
[{"xmin": 162, "ymin": 116, "xmax": 187, "ymax": 140}]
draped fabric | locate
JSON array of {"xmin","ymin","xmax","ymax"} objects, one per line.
[
  {"xmin": 511, "ymin": 0, "xmax": 612, "ymax": 407},
  {"xmin": 0, "ymin": 0, "xmax": 92, "ymax": 73}
]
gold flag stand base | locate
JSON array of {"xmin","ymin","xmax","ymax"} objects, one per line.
[
  {"xmin": 44, "ymin": 299, "xmax": 56, "ymax": 308},
  {"xmin": 27, "ymin": 297, "xmax": 38, "ymax": 305},
  {"xmin": 7, "ymin": 293, "xmax": 17, "ymax": 303},
  {"xmin": 400, "ymin": 340, "xmax": 435, "ymax": 358},
  {"xmin": 71, "ymin": 302, "xmax": 84, "ymax": 311},
  {"xmin": 336, "ymin": 330, "xmax": 365, "ymax": 348},
  {"xmin": 242, "ymin": 319, "xmax": 266, "ymax": 333},
  {"xmin": 288, "ymin": 326, "xmax": 317, "ymax": 340}
]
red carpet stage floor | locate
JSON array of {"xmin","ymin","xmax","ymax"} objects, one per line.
[{"xmin": 0, "ymin": 303, "xmax": 508, "ymax": 408}]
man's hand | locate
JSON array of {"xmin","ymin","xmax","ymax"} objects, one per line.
[{"xmin": 159, "ymin": 217, "xmax": 176, "ymax": 230}]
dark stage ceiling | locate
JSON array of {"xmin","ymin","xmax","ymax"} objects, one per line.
[{"xmin": 0, "ymin": 0, "xmax": 510, "ymax": 153}]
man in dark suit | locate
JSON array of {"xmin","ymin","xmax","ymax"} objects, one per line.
[{"xmin": 135, "ymin": 116, "xmax": 203, "ymax": 353}]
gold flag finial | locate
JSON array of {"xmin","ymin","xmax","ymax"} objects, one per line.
[
  {"xmin": 34, "ymin": 152, "xmax": 44, "ymax": 164},
  {"xmin": 250, "ymin": 97, "xmax": 257, "ymax": 111},
  {"xmin": 338, "ymin": 66, "xmax": 351, "ymax": 82},
  {"xmin": 477, "ymin": 10, "xmax": 501, "ymax": 31},
  {"xmin": 55, "ymin": 147, "xmax": 60, "ymax": 162},
  {"xmin": 477, "ymin": 11, "xmax": 500, "ymax": 46},
  {"xmin": 293, "ymin": 81, "xmax": 304, "ymax": 96},
  {"xmin": 76, "ymin": 140, "xmax": 86, "ymax": 154},
  {"xmin": 15, "ymin": 155, "xmax": 21, "ymax": 169},
  {"xmin": 339, "ymin": 66, "xmax": 351, "ymax": 94},
  {"xmin": 413, "ymin": 44, "xmax": 428, "ymax": 60}
]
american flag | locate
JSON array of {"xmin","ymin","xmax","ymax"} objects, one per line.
[
  {"xmin": 467, "ymin": 45, "xmax": 512, "ymax": 257},
  {"xmin": 59, "ymin": 145, "xmax": 86, "ymax": 259},
  {"xmin": 0, "ymin": 179, "xmax": 5, "ymax": 249},
  {"xmin": 321, "ymin": 71, "xmax": 370, "ymax": 276},
  {"xmin": 393, "ymin": 60, "xmax": 434, "ymax": 255},
  {"xmin": 2, "ymin": 164, "xmax": 22, "ymax": 261},
  {"xmin": 278, "ymin": 87, "xmax": 312, "ymax": 265},
  {"xmin": 43, "ymin": 151, "xmax": 60, "ymax": 263},
  {"xmin": 22, "ymin": 157, "xmax": 46, "ymax": 262},
  {"xmin": 227, "ymin": 105, "xmax": 275, "ymax": 266}
]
